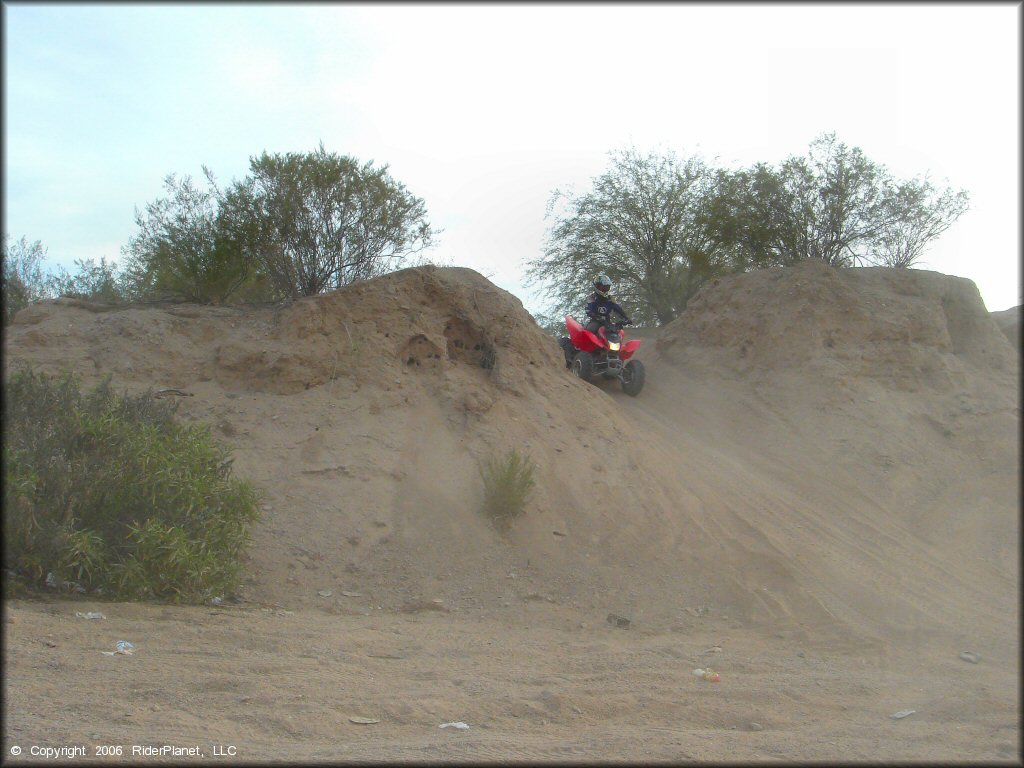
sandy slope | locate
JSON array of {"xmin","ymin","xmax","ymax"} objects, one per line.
[{"xmin": 3, "ymin": 261, "xmax": 1019, "ymax": 762}]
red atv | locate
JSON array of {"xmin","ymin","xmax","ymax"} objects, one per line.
[{"xmin": 559, "ymin": 315, "xmax": 646, "ymax": 396}]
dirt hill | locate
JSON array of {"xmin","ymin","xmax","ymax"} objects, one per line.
[
  {"xmin": 649, "ymin": 259, "xmax": 1018, "ymax": 646},
  {"xmin": 4, "ymin": 260, "xmax": 1019, "ymax": 761},
  {"xmin": 992, "ymin": 305, "xmax": 1021, "ymax": 351}
]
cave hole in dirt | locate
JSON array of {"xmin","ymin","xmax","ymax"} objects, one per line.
[
  {"xmin": 399, "ymin": 334, "xmax": 444, "ymax": 369},
  {"xmin": 444, "ymin": 317, "xmax": 495, "ymax": 370}
]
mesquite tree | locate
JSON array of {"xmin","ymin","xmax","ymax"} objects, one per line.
[
  {"xmin": 706, "ymin": 133, "xmax": 969, "ymax": 270},
  {"xmin": 2, "ymin": 236, "xmax": 49, "ymax": 322},
  {"xmin": 220, "ymin": 145, "xmax": 436, "ymax": 299},
  {"xmin": 532, "ymin": 136, "xmax": 971, "ymax": 326},
  {"xmin": 870, "ymin": 176, "xmax": 970, "ymax": 267},
  {"xmin": 121, "ymin": 169, "xmax": 251, "ymax": 303},
  {"xmin": 122, "ymin": 146, "xmax": 436, "ymax": 302},
  {"xmin": 528, "ymin": 148, "xmax": 727, "ymax": 327}
]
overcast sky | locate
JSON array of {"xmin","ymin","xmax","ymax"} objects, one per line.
[{"xmin": 3, "ymin": 2, "xmax": 1020, "ymax": 312}]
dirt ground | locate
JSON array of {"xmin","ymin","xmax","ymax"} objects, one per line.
[
  {"xmin": 3, "ymin": 596, "xmax": 1019, "ymax": 763},
  {"xmin": 3, "ymin": 261, "xmax": 1020, "ymax": 763}
]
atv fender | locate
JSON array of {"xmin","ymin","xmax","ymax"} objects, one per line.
[
  {"xmin": 565, "ymin": 315, "xmax": 602, "ymax": 353},
  {"xmin": 620, "ymin": 339, "xmax": 642, "ymax": 360}
]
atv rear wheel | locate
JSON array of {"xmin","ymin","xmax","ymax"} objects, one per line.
[
  {"xmin": 621, "ymin": 359, "xmax": 645, "ymax": 396},
  {"xmin": 571, "ymin": 351, "xmax": 595, "ymax": 381}
]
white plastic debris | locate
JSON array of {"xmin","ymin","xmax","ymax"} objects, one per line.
[
  {"xmin": 439, "ymin": 721, "xmax": 470, "ymax": 730},
  {"xmin": 75, "ymin": 612, "xmax": 106, "ymax": 620},
  {"xmin": 102, "ymin": 640, "xmax": 135, "ymax": 656},
  {"xmin": 317, "ymin": 590, "xmax": 333, "ymax": 597},
  {"xmin": 692, "ymin": 668, "xmax": 720, "ymax": 682},
  {"xmin": 890, "ymin": 709, "xmax": 916, "ymax": 720}
]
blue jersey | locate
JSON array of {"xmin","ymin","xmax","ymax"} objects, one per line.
[{"xmin": 584, "ymin": 292, "xmax": 628, "ymax": 322}]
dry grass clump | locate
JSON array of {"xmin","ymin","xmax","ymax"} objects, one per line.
[{"xmin": 479, "ymin": 448, "xmax": 536, "ymax": 531}]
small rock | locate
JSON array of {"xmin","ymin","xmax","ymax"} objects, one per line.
[
  {"xmin": 959, "ymin": 651, "xmax": 981, "ymax": 664},
  {"xmin": 607, "ymin": 613, "xmax": 631, "ymax": 629},
  {"xmin": 749, "ymin": 722, "xmax": 764, "ymax": 731},
  {"xmin": 349, "ymin": 716, "xmax": 380, "ymax": 725},
  {"xmin": 317, "ymin": 590, "xmax": 333, "ymax": 598}
]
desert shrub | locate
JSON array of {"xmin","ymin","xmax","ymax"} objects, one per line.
[
  {"xmin": 219, "ymin": 145, "xmax": 437, "ymax": 299},
  {"xmin": 120, "ymin": 170, "xmax": 256, "ymax": 304},
  {"xmin": 479, "ymin": 448, "xmax": 536, "ymax": 530},
  {"xmin": 3, "ymin": 368, "xmax": 261, "ymax": 602},
  {"xmin": 47, "ymin": 256, "xmax": 127, "ymax": 302},
  {"xmin": 3, "ymin": 236, "xmax": 49, "ymax": 323}
]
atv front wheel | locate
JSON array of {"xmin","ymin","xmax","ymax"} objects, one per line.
[
  {"xmin": 558, "ymin": 337, "xmax": 575, "ymax": 368},
  {"xmin": 621, "ymin": 359, "xmax": 645, "ymax": 396},
  {"xmin": 571, "ymin": 351, "xmax": 595, "ymax": 381}
]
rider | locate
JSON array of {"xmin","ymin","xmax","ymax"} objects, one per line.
[
  {"xmin": 584, "ymin": 274, "xmax": 630, "ymax": 334},
  {"xmin": 559, "ymin": 273, "xmax": 633, "ymax": 368}
]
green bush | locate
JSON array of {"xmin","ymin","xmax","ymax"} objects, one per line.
[
  {"xmin": 3, "ymin": 236, "xmax": 49, "ymax": 323},
  {"xmin": 479, "ymin": 448, "xmax": 536, "ymax": 531},
  {"xmin": 48, "ymin": 256, "xmax": 127, "ymax": 302},
  {"xmin": 3, "ymin": 368, "xmax": 261, "ymax": 602}
]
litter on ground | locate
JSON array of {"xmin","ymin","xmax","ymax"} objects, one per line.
[{"xmin": 102, "ymin": 640, "xmax": 135, "ymax": 656}]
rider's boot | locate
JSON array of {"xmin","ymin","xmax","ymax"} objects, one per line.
[{"xmin": 559, "ymin": 337, "xmax": 574, "ymax": 368}]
